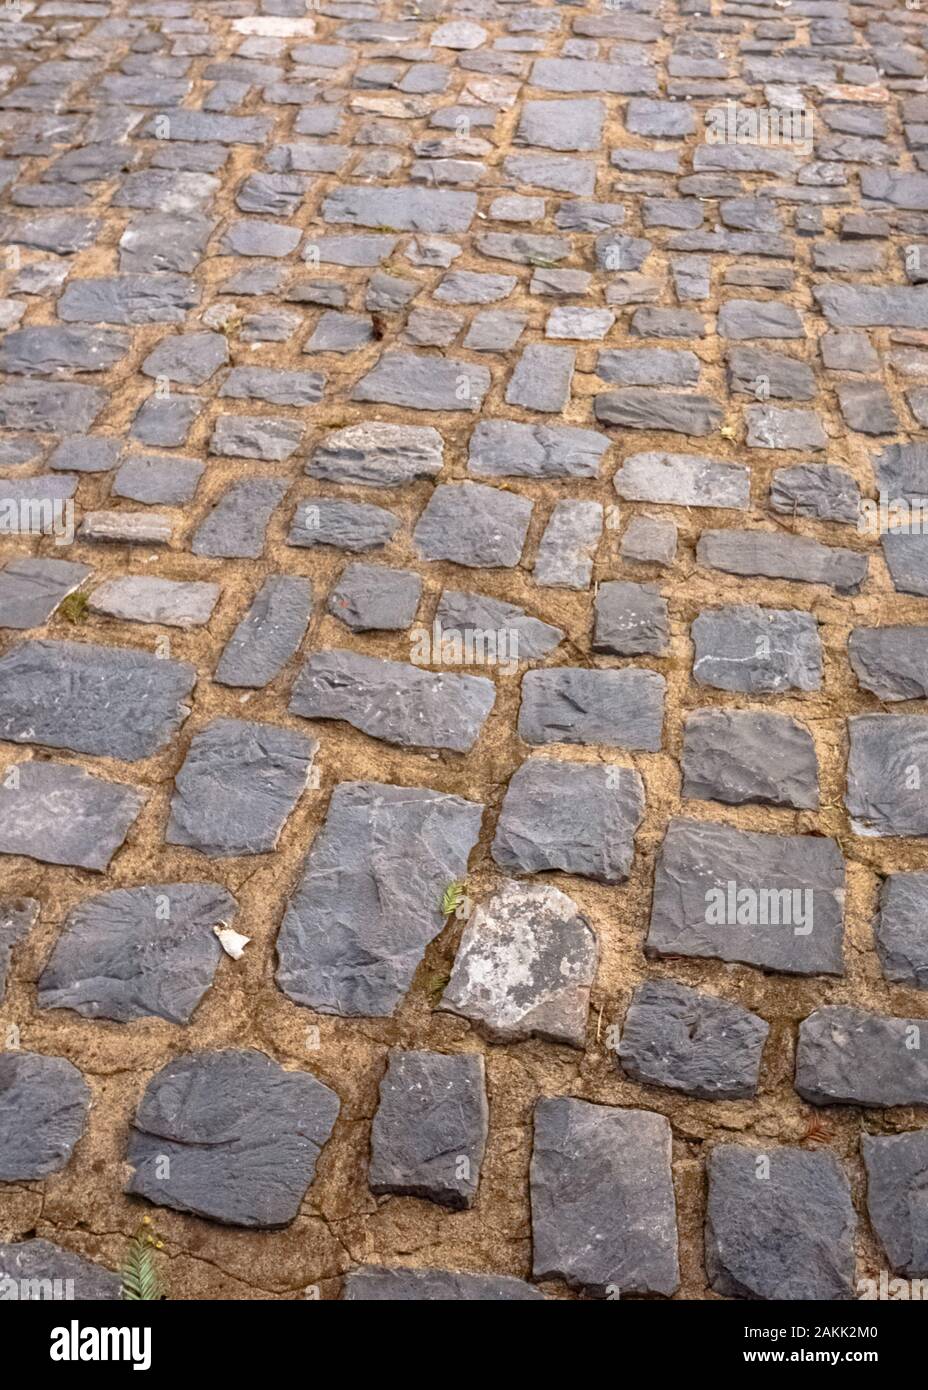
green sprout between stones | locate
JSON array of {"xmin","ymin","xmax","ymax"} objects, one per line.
[
  {"xmin": 441, "ymin": 881, "xmax": 467, "ymax": 917},
  {"xmin": 57, "ymin": 591, "xmax": 89, "ymax": 624},
  {"xmin": 121, "ymin": 1219, "xmax": 166, "ymax": 1301}
]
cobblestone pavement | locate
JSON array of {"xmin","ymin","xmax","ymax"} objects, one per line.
[{"xmin": 1, "ymin": 0, "xmax": 928, "ymax": 1304}]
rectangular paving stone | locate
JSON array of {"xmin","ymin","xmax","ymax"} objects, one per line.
[
  {"xmin": 322, "ymin": 185, "xmax": 476, "ymax": 232},
  {"xmin": 88, "ymin": 577, "xmax": 220, "ymax": 629},
  {"xmin": 0, "ymin": 639, "xmax": 195, "ymax": 761},
  {"xmin": 290, "ymin": 649, "xmax": 495, "ymax": 753},
  {"xmin": 846, "ymin": 714, "xmax": 928, "ymax": 838},
  {"xmin": 166, "ymin": 718, "xmax": 317, "ymax": 858},
  {"xmin": 518, "ymin": 667, "xmax": 665, "ymax": 751},
  {"xmin": 369, "ymin": 1050, "xmax": 487, "ymax": 1210},
  {"xmin": 0, "ymin": 761, "xmax": 145, "ymax": 871},
  {"xmin": 531, "ymin": 1098, "xmax": 679, "ymax": 1297},
  {"xmin": 646, "ymin": 818, "xmax": 846, "ymax": 976},
  {"xmin": 275, "ymin": 780, "xmax": 483, "ymax": 1016},
  {"xmin": 215, "ymin": 576, "xmax": 313, "ymax": 689},
  {"xmin": 797, "ymin": 1006, "xmax": 928, "ymax": 1107},
  {"xmin": 613, "ymin": 451, "xmax": 750, "ymax": 508}
]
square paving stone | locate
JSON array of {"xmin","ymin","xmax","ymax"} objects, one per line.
[
  {"xmin": 369, "ymin": 1050, "xmax": 488, "ymax": 1209},
  {"xmin": 491, "ymin": 758, "xmax": 644, "ymax": 883},
  {"xmin": 0, "ymin": 639, "xmax": 196, "ymax": 761},
  {"xmin": 846, "ymin": 714, "xmax": 928, "ymax": 837},
  {"xmin": 215, "ymin": 576, "xmax": 313, "ymax": 689},
  {"xmin": 327, "ymin": 563, "xmax": 421, "ymax": 631},
  {"xmin": 682, "ymin": 709, "xmax": 819, "ymax": 810},
  {"xmin": 518, "ymin": 667, "xmax": 665, "ymax": 751},
  {"xmin": 875, "ymin": 873, "xmax": 928, "ymax": 988},
  {"xmin": 593, "ymin": 580, "xmax": 668, "ymax": 656},
  {"xmin": 505, "ymin": 344, "xmax": 575, "ymax": 412},
  {"xmin": 849, "ymin": 627, "xmax": 928, "ymax": 702},
  {"xmin": 289, "ymin": 649, "xmax": 495, "ymax": 753},
  {"xmin": 441, "ymin": 880, "xmax": 597, "ymax": 1047},
  {"xmin": 276, "ymin": 780, "xmax": 483, "ymax": 1017},
  {"xmin": 692, "ymin": 605, "xmax": 822, "ymax": 694},
  {"xmin": 646, "ymin": 818, "xmax": 846, "ymax": 976},
  {"xmin": 113, "ymin": 454, "xmax": 204, "ymax": 506},
  {"xmin": 531, "ymin": 1098, "xmax": 679, "ymax": 1297},
  {"xmin": 414, "ymin": 481, "xmax": 532, "ymax": 569},
  {"xmin": 620, "ymin": 514, "xmax": 677, "ymax": 566},
  {"xmin": 126, "ymin": 1049, "xmax": 340, "ymax": 1229},
  {"xmin": 0, "ymin": 1052, "xmax": 90, "ymax": 1181},
  {"xmin": 322, "ymin": 185, "xmax": 477, "ymax": 233},
  {"xmin": 862, "ymin": 1131, "xmax": 928, "ymax": 1277},
  {"xmin": 0, "ymin": 557, "xmax": 91, "ymax": 630},
  {"xmin": 617, "ymin": 980, "xmax": 768, "ymax": 1100},
  {"xmin": 796, "ymin": 1006, "xmax": 928, "ymax": 1107},
  {"xmin": 37, "ymin": 882, "xmax": 237, "ymax": 1024},
  {"xmin": 141, "ymin": 331, "xmax": 229, "ymax": 386},
  {"xmin": 166, "ymin": 718, "xmax": 317, "ymax": 858},
  {"xmin": 706, "ymin": 1145, "xmax": 856, "ymax": 1300}
]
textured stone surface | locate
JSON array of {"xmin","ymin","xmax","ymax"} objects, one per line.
[
  {"xmin": 492, "ymin": 758, "xmax": 643, "ymax": 883},
  {"xmin": 166, "ymin": 719, "xmax": 316, "ymax": 858},
  {"xmin": 308, "ymin": 421, "xmax": 443, "ymax": 486},
  {"xmin": 0, "ymin": 1239, "xmax": 120, "ymax": 1301},
  {"xmin": 126, "ymin": 1050, "xmax": 340, "ymax": 1228},
  {"xmin": 414, "ymin": 482, "xmax": 532, "ymax": 568},
  {"xmin": 796, "ymin": 1007, "xmax": 928, "ymax": 1107},
  {"xmin": 613, "ymin": 451, "xmax": 749, "ymax": 508},
  {"xmin": 846, "ymin": 715, "xmax": 928, "ymax": 838},
  {"xmin": 0, "ymin": 639, "xmax": 195, "ymax": 761},
  {"xmin": 682, "ymin": 710, "xmax": 819, "ymax": 810},
  {"xmin": 38, "ymin": 883, "xmax": 236, "ymax": 1024},
  {"xmin": 442, "ymin": 880, "xmax": 597, "ymax": 1047},
  {"xmin": 519, "ymin": 667, "xmax": 665, "ymax": 751},
  {"xmin": 862, "ymin": 1131, "xmax": 928, "ymax": 1277},
  {"xmin": 0, "ymin": 1052, "xmax": 90, "ymax": 1180},
  {"xmin": 692, "ymin": 605, "xmax": 822, "ymax": 694},
  {"xmin": 290, "ymin": 650, "xmax": 495, "ymax": 753},
  {"xmin": 875, "ymin": 874, "xmax": 928, "ymax": 989},
  {"xmin": 531, "ymin": 1098, "xmax": 679, "ymax": 1296},
  {"xmin": 215, "ymin": 577, "xmax": 313, "ymax": 689},
  {"xmin": 706, "ymin": 1146, "xmax": 856, "ymax": 1300},
  {"xmin": 0, "ymin": 762, "xmax": 144, "ymax": 871},
  {"xmin": 647, "ymin": 818, "xmax": 846, "ymax": 976},
  {"xmin": 0, "ymin": 557, "xmax": 90, "ymax": 630},
  {"xmin": 276, "ymin": 781, "xmax": 482, "ymax": 1017},
  {"xmin": 618, "ymin": 981, "xmax": 769, "ymax": 1100},
  {"xmin": 369, "ymin": 1050, "xmax": 487, "ymax": 1209},
  {"xmin": 0, "ymin": 897, "xmax": 39, "ymax": 1004},
  {"xmin": 0, "ymin": 0, "xmax": 924, "ymax": 1304},
  {"xmin": 849, "ymin": 628, "xmax": 928, "ymax": 702}
]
